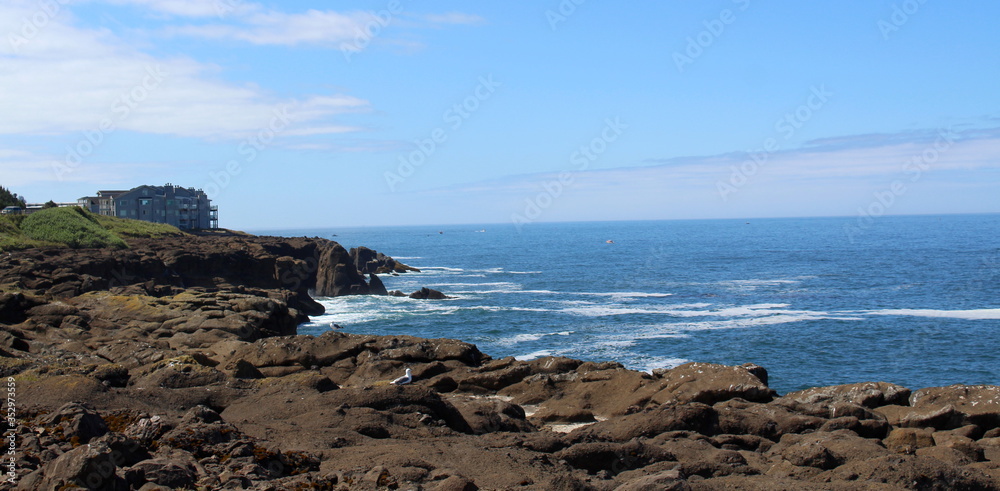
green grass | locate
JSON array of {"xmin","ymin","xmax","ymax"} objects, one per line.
[
  {"xmin": 0, "ymin": 207, "xmax": 188, "ymax": 252},
  {"xmin": 0, "ymin": 215, "xmax": 56, "ymax": 251},
  {"xmin": 20, "ymin": 207, "xmax": 128, "ymax": 249},
  {"xmin": 91, "ymin": 213, "xmax": 185, "ymax": 238}
]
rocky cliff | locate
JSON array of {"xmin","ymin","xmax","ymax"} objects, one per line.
[{"xmin": 1, "ymin": 235, "xmax": 999, "ymax": 490}]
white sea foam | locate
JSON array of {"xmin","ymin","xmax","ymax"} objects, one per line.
[
  {"xmin": 635, "ymin": 357, "xmax": 690, "ymax": 373},
  {"xmin": 515, "ymin": 350, "xmax": 554, "ymax": 361},
  {"xmin": 420, "ymin": 267, "xmax": 466, "ymax": 273},
  {"xmin": 497, "ymin": 331, "xmax": 576, "ymax": 346},
  {"xmin": 869, "ymin": 308, "xmax": 1000, "ymax": 320},
  {"xmin": 428, "ymin": 282, "xmax": 521, "ymax": 288},
  {"xmin": 576, "ymin": 291, "xmax": 673, "ymax": 299},
  {"xmin": 507, "ymin": 307, "xmax": 560, "ymax": 313},
  {"xmin": 637, "ymin": 333, "xmax": 690, "ymax": 339},
  {"xmin": 510, "ymin": 333, "xmax": 545, "ymax": 343}
]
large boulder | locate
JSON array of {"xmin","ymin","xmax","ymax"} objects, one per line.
[
  {"xmin": 368, "ymin": 273, "xmax": 389, "ymax": 296},
  {"xmin": 569, "ymin": 403, "xmax": 718, "ymax": 443},
  {"xmin": 409, "ymin": 287, "xmax": 451, "ymax": 300},
  {"xmin": 315, "ymin": 243, "xmax": 371, "ymax": 296},
  {"xmin": 41, "ymin": 402, "xmax": 110, "ymax": 445},
  {"xmin": 910, "ymin": 385, "xmax": 1000, "ymax": 431},
  {"xmin": 651, "ymin": 362, "xmax": 776, "ymax": 406},
  {"xmin": 350, "ymin": 246, "xmax": 420, "ymax": 274},
  {"xmin": 30, "ymin": 441, "xmax": 126, "ymax": 490},
  {"xmin": 781, "ymin": 381, "xmax": 911, "ymax": 408},
  {"xmin": 815, "ymin": 454, "xmax": 998, "ymax": 489},
  {"xmin": 131, "ymin": 456, "xmax": 199, "ymax": 488}
]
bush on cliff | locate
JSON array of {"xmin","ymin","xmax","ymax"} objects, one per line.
[
  {"xmin": 90, "ymin": 213, "xmax": 185, "ymax": 239},
  {"xmin": 20, "ymin": 207, "xmax": 127, "ymax": 249},
  {"xmin": 1, "ymin": 215, "xmax": 56, "ymax": 251}
]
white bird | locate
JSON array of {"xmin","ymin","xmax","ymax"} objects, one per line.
[{"xmin": 390, "ymin": 368, "xmax": 413, "ymax": 385}]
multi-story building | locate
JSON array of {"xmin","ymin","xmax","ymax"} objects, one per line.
[{"xmin": 78, "ymin": 184, "xmax": 218, "ymax": 230}]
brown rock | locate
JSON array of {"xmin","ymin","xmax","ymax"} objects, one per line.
[
  {"xmin": 766, "ymin": 430, "xmax": 890, "ymax": 469},
  {"xmin": 910, "ymin": 385, "xmax": 1000, "ymax": 431},
  {"xmin": 883, "ymin": 427, "xmax": 935, "ymax": 454},
  {"xmin": 570, "ymin": 403, "xmax": 718, "ymax": 443},
  {"xmin": 132, "ymin": 457, "xmax": 199, "ymax": 488},
  {"xmin": 409, "ymin": 287, "xmax": 451, "ymax": 300},
  {"xmin": 714, "ymin": 399, "xmax": 826, "ymax": 440},
  {"xmin": 652, "ymin": 362, "xmax": 776, "ymax": 406},
  {"xmin": 817, "ymin": 454, "xmax": 996, "ymax": 489},
  {"xmin": 873, "ymin": 403, "xmax": 962, "ymax": 429},
  {"xmin": 42, "ymin": 402, "xmax": 110, "ymax": 444},
  {"xmin": 429, "ymin": 475, "xmax": 480, "ymax": 491},
  {"xmin": 781, "ymin": 381, "xmax": 911, "ymax": 408},
  {"xmin": 34, "ymin": 441, "xmax": 126, "ymax": 490},
  {"xmin": 615, "ymin": 469, "xmax": 690, "ymax": 491},
  {"xmin": 554, "ymin": 440, "xmax": 673, "ymax": 475},
  {"xmin": 448, "ymin": 396, "xmax": 535, "ymax": 434}
]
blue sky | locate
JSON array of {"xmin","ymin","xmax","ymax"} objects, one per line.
[{"xmin": 2, "ymin": 0, "xmax": 998, "ymax": 229}]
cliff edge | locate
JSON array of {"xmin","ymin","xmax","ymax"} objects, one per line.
[{"xmin": 1, "ymin": 235, "xmax": 999, "ymax": 490}]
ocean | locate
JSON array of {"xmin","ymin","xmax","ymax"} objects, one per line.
[{"xmin": 253, "ymin": 215, "xmax": 1000, "ymax": 395}]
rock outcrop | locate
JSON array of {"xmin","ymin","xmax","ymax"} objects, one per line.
[
  {"xmin": 2, "ymin": 234, "xmax": 999, "ymax": 489},
  {"xmin": 350, "ymin": 246, "xmax": 420, "ymax": 275}
]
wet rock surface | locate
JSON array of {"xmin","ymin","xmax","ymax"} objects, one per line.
[{"xmin": 2, "ymin": 236, "xmax": 999, "ymax": 489}]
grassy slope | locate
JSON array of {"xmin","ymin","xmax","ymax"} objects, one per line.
[{"xmin": 0, "ymin": 207, "xmax": 186, "ymax": 251}]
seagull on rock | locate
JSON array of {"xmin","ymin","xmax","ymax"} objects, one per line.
[{"xmin": 390, "ymin": 368, "xmax": 413, "ymax": 385}]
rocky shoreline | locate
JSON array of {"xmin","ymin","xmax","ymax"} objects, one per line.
[{"xmin": 1, "ymin": 235, "xmax": 999, "ymax": 490}]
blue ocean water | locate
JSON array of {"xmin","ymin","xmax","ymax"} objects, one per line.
[{"xmin": 253, "ymin": 215, "xmax": 1000, "ymax": 394}]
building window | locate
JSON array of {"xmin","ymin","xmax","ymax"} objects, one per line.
[
  {"xmin": 119, "ymin": 211, "xmax": 127, "ymax": 217},
  {"xmin": 140, "ymin": 199, "xmax": 152, "ymax": 206}
]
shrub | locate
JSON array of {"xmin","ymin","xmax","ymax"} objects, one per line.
[
  {"xmin": 91, "ymin": 213, "xmax": 185, "ymax": 238},
  {"xmin": 20, "ymin": 207, "xmax": 127, "ymax": 249}
]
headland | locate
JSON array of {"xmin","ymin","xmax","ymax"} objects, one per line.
[{"xmin": 1, "ymin": 228, "xmax": 999, "ymax": 490}]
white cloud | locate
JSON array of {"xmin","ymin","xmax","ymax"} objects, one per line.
[
  {"xmin": 0, "ymin": 3, "xmax": 369, "ymax": 140},
  {"xmin": 0, "ymin": 151, "xmax": 148, "ymax": 187},
  {"xmin": 99, "ymin": 0, "xmax": 258, "ymax": 18},
  {"xmin": 412, "ymin": 126, "xmax": 1000, "ymax": 223},
  {"xmin": 423, "ymin": 13, "xmax": 485, "ymax": 25},
  {"xmin": 169, "ymin": 9, "xmax": 381, "ymax": 46}
]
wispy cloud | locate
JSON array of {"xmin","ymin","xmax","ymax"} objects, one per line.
[
  {"xmin": 0, "ymin": 150, "xmax": 159, "ymax": 187},
  {"xmin": 0, "ymin": 3, "xmax": 368, "ymax": 140},
  {"xmin": 423, "ymin": 12, "xmax": 486, "ymax": 26},
  {"xmin": 167, "ymin": 9, "xmax": 381, "ymax": 46},
  {"xmin": 406, "ymin": 125, "xmax": 1000, "ymax": 222},
  {"xmin": 100, "ymin": 0, "xmax": 259, "ymax": 18}
]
